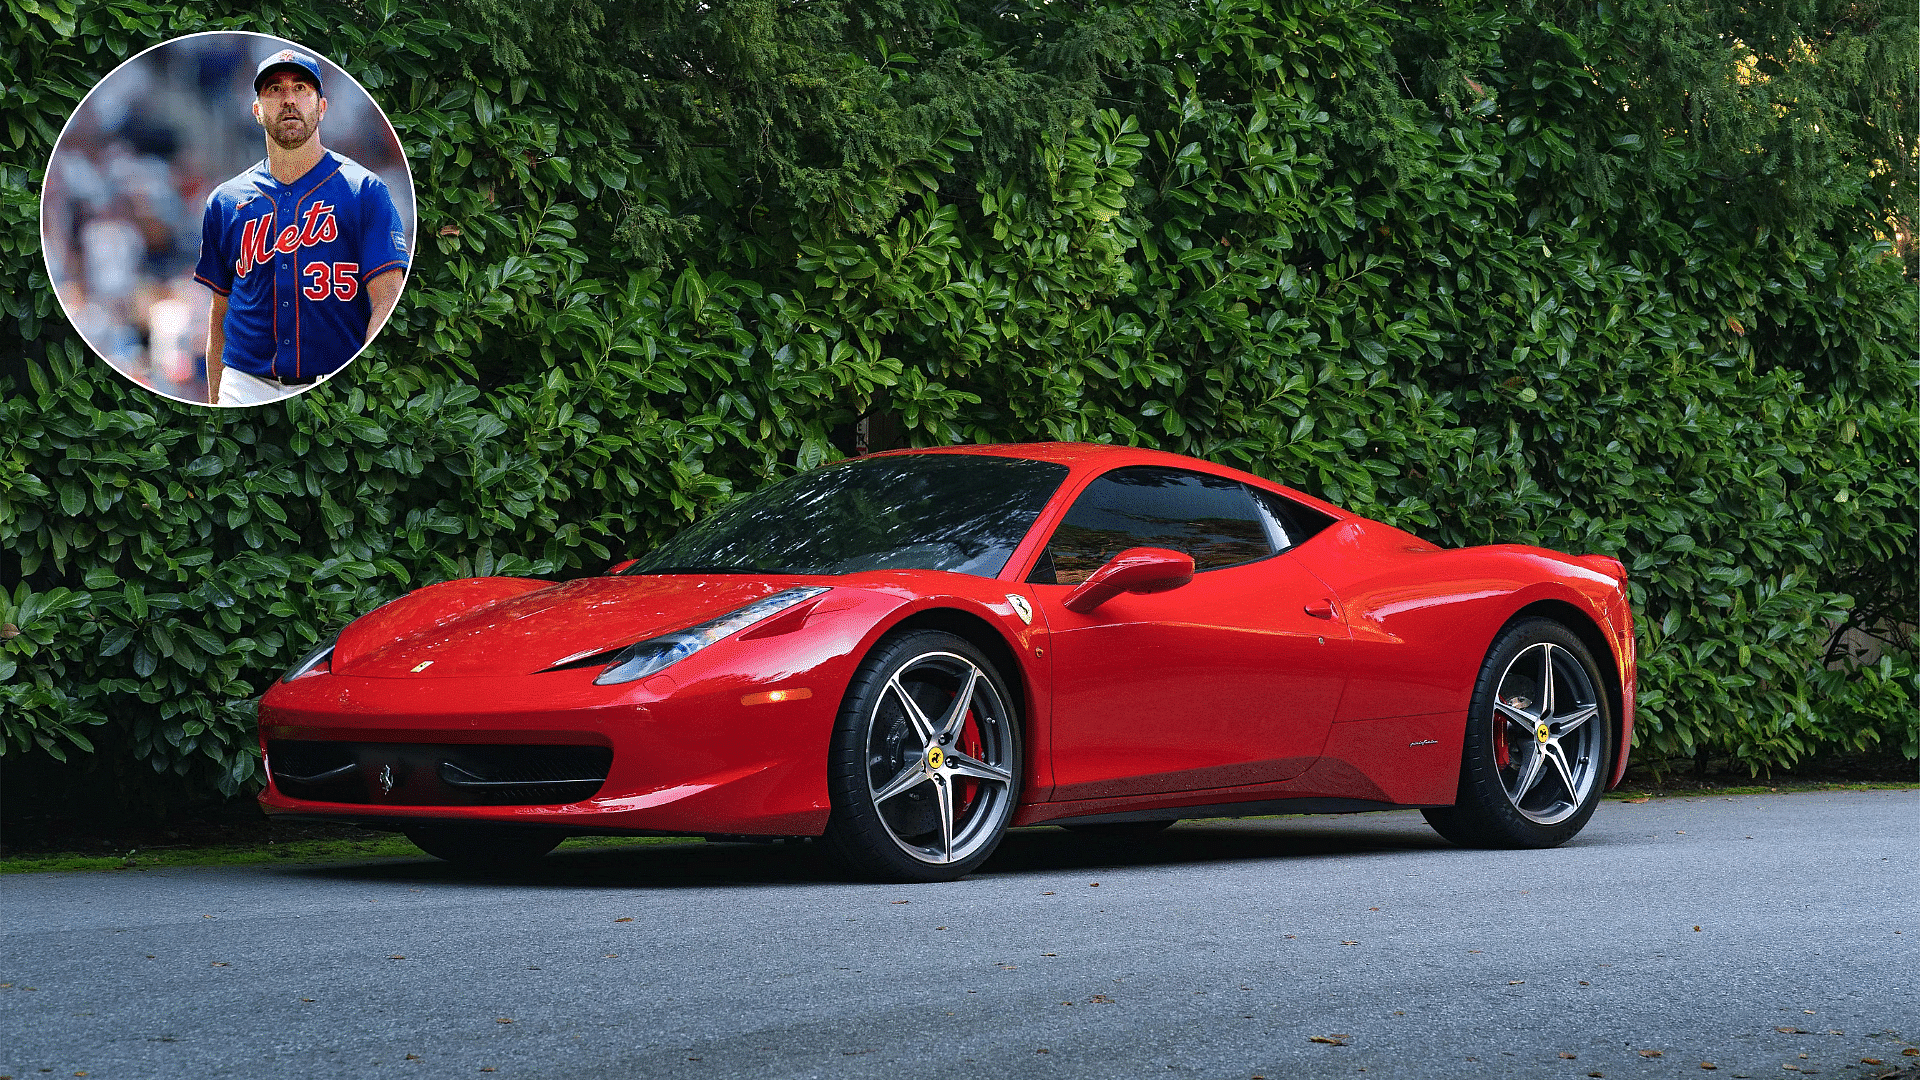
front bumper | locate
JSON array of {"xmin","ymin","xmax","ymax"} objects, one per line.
[{"xmin": 258, "ymin": 639, "xmax": 859, "ymax": 837}]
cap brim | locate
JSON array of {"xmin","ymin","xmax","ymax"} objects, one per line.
[{"xmin": 254, "ymin": 64, "xmax": 323, "ymax": 94}]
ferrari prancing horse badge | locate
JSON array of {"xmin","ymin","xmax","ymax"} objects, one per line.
[{"xmin": 1005, "ymin": 594, "xmax": 1033, "ymax": 625}]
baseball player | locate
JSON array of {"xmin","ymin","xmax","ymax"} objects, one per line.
[{"xmin": 194, "ymin": 48, "xmax": 408, "ymax": 405}]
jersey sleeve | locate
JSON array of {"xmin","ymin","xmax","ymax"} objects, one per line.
[
  {"xmin": 192, "ymin": 192, "xmax": 232, "ymax": 296},
  {"xmin": 357, "ymin": 176, "xmax": 410, "ymax": 282}
]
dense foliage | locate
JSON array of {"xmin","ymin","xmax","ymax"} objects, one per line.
[{"xmin": 3, "ymin": 0, "xmax": 1914, "ymax": 813}]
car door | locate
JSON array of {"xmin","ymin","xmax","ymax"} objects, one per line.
[{"xmin": 1026, "ymin": 466, "xmax": 1351, "ymax": 801}]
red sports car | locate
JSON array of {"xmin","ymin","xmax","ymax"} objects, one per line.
[{"xmin": 258, "ymin": 443, "xmax": 1635, "ymax": 881}]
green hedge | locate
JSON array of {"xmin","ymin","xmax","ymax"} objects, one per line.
[{"xmin": 2, "ymin": 0, "xmax": 1914, "ymax": 808}]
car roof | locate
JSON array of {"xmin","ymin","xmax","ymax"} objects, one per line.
[
  {"xmin": 867, "ymin": 441, "xmax": 1212, "ymax": 467},
  {"xmin": 862, "ymin": 442, "xmax": 1351, "ymax": 519}
]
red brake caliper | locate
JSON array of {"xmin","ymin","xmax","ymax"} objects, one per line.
[{"xmin": 956, "ymin": 707, "xmax": 981, "ymax": 817}]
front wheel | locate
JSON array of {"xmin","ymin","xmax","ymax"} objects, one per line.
[
  {"xmin": 823, "ymin": 631, "xmax": 1022, "ymax": 882},
  {"xmin": 1422, "ymin": 618, "xmax": 1611, "ymax": 849}
]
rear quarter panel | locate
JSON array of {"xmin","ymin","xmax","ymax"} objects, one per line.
[{"xmin": 1289, "ymin": 521, "xmax": 1633, "ymax": 739}]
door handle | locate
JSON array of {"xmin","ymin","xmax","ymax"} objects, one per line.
[{"xmin": 1304, "ymin": 598, "xmax": 1336, "ymax": 620}]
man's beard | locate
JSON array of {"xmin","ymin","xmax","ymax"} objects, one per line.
[{"xmin": 268, "ymin": 110, "xmax": 315, "ymax": 150}]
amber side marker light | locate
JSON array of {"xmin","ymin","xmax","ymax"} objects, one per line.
[{"xmin": 741, "ymin": 688, "xmax": 813, "ymax": 706}]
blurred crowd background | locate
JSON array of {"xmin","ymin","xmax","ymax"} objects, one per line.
[{"xmin": 41, "ymin": 33, "xmax": 415, "ymax": 405}]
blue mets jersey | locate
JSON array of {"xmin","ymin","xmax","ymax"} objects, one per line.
[{"xmin": 194, "ymin": 150, "xmax": 409, "ymax": 381}]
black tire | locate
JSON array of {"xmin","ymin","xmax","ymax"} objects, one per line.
[
  {"xmin": 822, "ymin": 630, "xmax": 1022, "ymax": 882},
  {"xmin": 1061, "ymin": 820, "xmax": 1177, "ymax": 839},
  {"xmin": 404, "ymin": 824, "xmax": 564, "ymax": 867},
  {"xmin": 1422, "ymin": 618, "xmax": 1612, "ymax": 849}
]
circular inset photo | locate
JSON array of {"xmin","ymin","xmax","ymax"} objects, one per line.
[{"xmin": 41, "ymin": 32, "xmax": 415, "ymax": 407}]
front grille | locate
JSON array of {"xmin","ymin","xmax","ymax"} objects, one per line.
[{"xmin": 268, "ymin": 741, "xmax": 613, "ymax": 806}]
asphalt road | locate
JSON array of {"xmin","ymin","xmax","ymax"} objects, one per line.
[{"xmin": 3, "ymin": 790, "xmax": 1915, "ymax": 1080}]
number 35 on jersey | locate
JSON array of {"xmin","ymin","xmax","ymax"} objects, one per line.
[{"xmin": 303, "ymin": 261, "xmax": 359, "ymax": 301}]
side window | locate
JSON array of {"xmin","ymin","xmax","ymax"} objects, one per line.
[
  {"xmin": 1250, "ymin": 488, "xmax": 1338, "ymax": 552},
  {"xmin": 1028, "ymin": 466, "xmax": 1274, "ymax": 585}
]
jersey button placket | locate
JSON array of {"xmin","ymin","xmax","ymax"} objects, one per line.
[{"xmin": 278, "ymin": 195, "xmax": 294, "ymax": 362}]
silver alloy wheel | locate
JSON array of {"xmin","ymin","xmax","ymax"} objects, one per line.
[
  {"xmin": 1490, "ymin": 641, "xmax": 1602, "ymax": 825},
  {"xmin": 863, "ymin": 649, "xmax": 1016, "ymax": 865}
]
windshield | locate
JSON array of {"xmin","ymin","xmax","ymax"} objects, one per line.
[{"xmin": 624, "ymin": 454, "xmax": 1070, "ymax": 578}]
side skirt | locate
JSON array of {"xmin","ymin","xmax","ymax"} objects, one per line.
[{"xmin": 1041, "ymin": 797, "xmax": 1433, "ymax": 827}]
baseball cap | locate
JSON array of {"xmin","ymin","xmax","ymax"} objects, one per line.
[{"xmin": 253, "ymin": 49, "xmax": 324, "ymax": 95}]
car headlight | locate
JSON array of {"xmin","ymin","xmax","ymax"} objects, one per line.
[
  {"xmin": 593, "ymin": 587, "xmax": 830, "ymax": 686},
  {"xmin": 281, "ymin": 629, "xmax": 342, "ymax": 682}
]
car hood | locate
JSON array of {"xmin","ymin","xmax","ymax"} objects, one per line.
[{"xmin": 334, "ymin": 576, "xmax": 804, "ymax": 679}]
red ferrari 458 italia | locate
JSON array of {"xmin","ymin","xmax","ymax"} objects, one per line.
[{"xmin": 259, "ymin": 443, "xmax": 1635, "ymax": 881}]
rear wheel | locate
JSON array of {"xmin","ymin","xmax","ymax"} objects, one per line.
[
  {"xmin": 1422, "ymin": 618, "xmax": 1611, "ymax": 849},
  {"xmin": 823, "ymin": 631, "xmax": 1021, "ymax": 882},
  {"xmin": 404, "ymin": 824, "xmax": 563, "ymax": 868}
]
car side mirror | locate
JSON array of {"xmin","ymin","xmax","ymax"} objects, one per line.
[
  {"xmin": 605, "ymin": 559, "xmax": 638, "ymax": 575},
  {"xmin": 1062, "ymin": 547, "xmax": 1195, "ymax": 613}
]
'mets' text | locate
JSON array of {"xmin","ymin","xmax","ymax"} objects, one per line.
[{"xmin": 235, "ymin": 201, "xmax": 340, "ymax": 278}]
